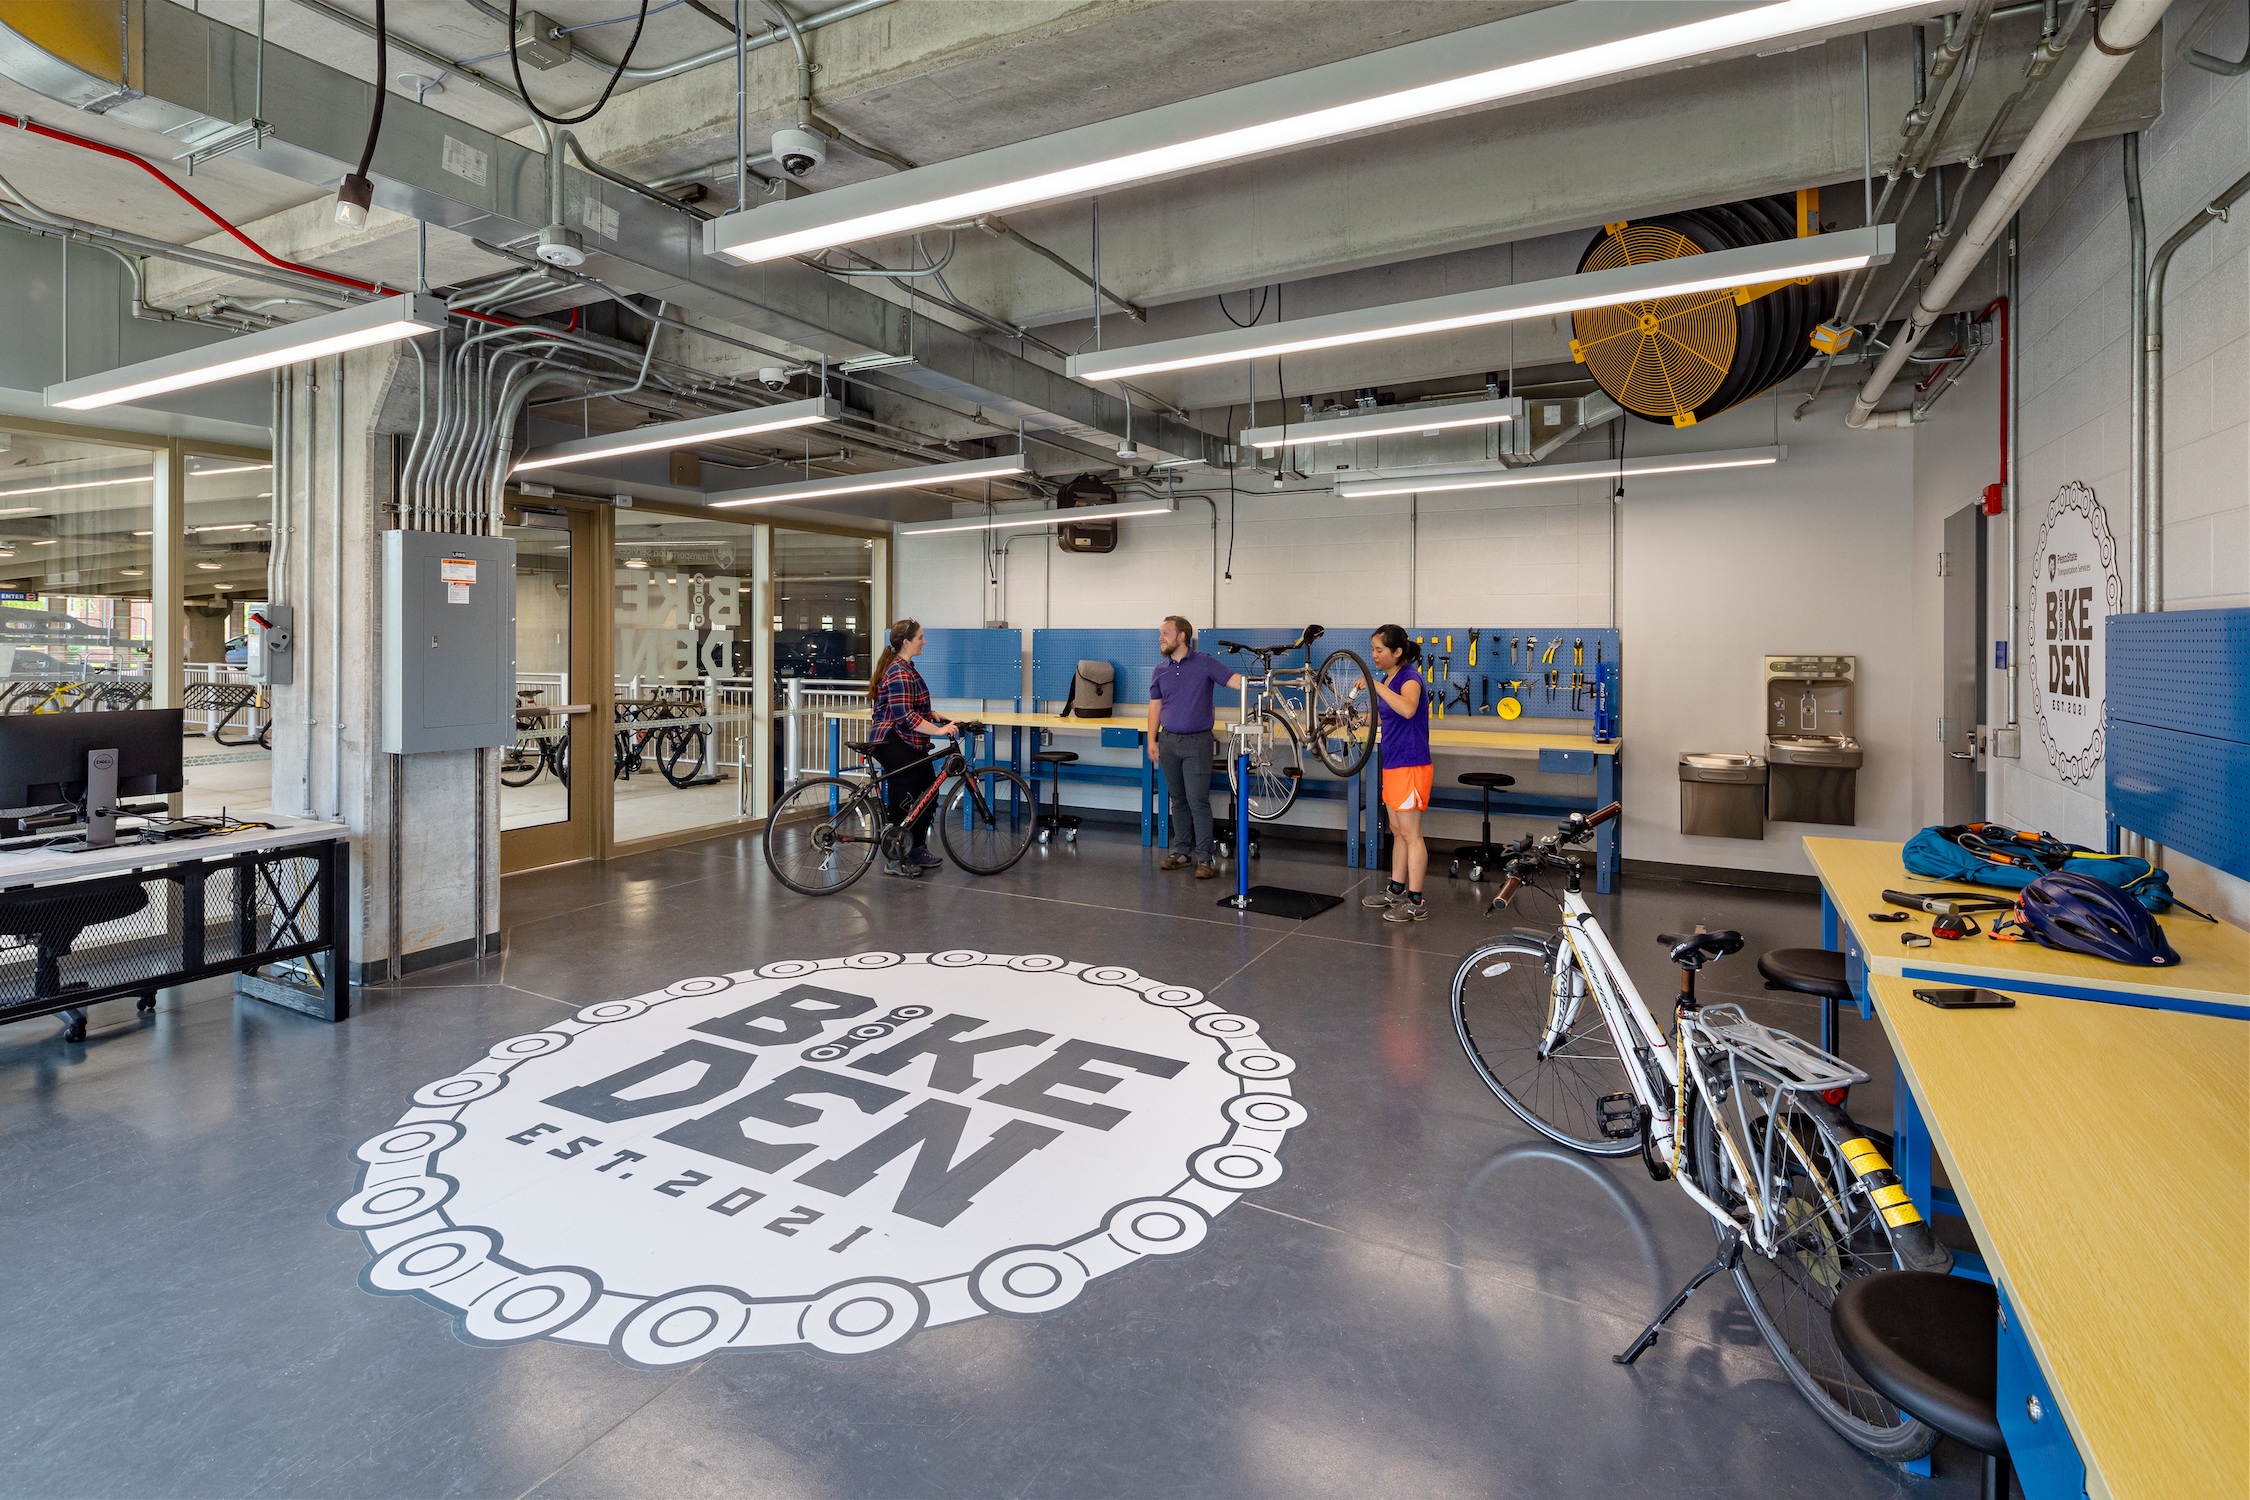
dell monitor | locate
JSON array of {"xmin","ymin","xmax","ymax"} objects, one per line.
[{"xmin": 0, "ymin": 708, "xmax": 185, "ymax": 847}]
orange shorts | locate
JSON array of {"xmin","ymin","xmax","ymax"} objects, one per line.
[{"xmin": 1381, "ymin": 765, "xmax": 1433, "ymax": 812}]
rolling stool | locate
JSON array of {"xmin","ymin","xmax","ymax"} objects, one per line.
[
  {"xmin": 1833, "ymin": 1271, "xmax": 2013, "ymax": 1498},
  {"xmin": 1031, "ymin": 748, "xmax": 1080, "ymax": 845},
  {"xmin": 1757, "ymin": 947, "xmax": 1856, "ymax": 1058},
  {"xmin": 1447, "ymin": 772, "xmax": 1517, "ymax": 882}
]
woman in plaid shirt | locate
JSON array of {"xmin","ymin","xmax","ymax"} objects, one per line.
[{"xmin": 866, "ymin": 619, "xmax": 959, "ymax": 874}]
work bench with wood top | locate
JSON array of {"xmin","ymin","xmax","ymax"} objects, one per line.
[{"xmin": 1869, "ymin": 971, "xmax": 2248, "ymax": 1500}]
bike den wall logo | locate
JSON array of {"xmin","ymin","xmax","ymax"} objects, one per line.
[
  {"xmin": 2028, "ymin": 480, "xmax": 2122, "ymax": 786},
  {"xmin": 333, "ymin": 952, "xmax": 1303, "ymax": 1364}
]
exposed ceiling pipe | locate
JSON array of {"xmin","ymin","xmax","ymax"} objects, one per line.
[{"xmin": 1848, "ymin": 0, "xmax": 2176, "ymax": 428}]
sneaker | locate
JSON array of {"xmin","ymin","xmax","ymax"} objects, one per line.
[
  {"xmin": 907, "ymin": 847, "xmax": 942, "ymax": 870},
  {"xmin": 1159, "ymin": 852, "xmax": 1194, "ymax": 871},
  {"xmin": 1194, "ymin": 861, "xmax": 1218, "ymax": 880},
  {"xmin": 1382, "ymin": 898, "xmax": 1429, "ymax": 924},
  {"xmin": 884, "ymin": 859, "xmax": 921, "ymax": 879},
  {"xmin": 1361, "ymin": 887, "xmax": 1404, "ymax": 909}
]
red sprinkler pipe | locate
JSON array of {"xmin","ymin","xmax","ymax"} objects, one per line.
[{"xmin": 1981, "ymin": 296, "xmax": 2007, "ymax": 514}]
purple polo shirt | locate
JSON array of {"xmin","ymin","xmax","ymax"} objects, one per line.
[{"xmin": 1149, "ymin": 650, "xmax": 1234, "ymax": 733}]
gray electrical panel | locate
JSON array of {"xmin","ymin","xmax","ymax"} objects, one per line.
[{"xmin": 383, "ymin": 530, "xmax": 516, "ymax": 754}]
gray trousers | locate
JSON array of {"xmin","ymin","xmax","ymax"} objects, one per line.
[{"xmin": 1158, "ymin": 730, "xmax": 1216, "ymax": 858}]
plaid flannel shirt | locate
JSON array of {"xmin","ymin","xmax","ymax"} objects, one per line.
[{"xmin": 870, "ymin": 659, "xmax": 932, "ymax": 749}]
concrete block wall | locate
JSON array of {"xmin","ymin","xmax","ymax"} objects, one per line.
[{"xmin": 1995, "ymin": 12, "xmax": 2250, "ymax": 922}]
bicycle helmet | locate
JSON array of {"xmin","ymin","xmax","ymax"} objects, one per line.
[{"xmin": 2016, "ymin": 871, "xmax": 2180, "ymax": 967}]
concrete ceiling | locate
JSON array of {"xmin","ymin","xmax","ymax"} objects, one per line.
[{"xmin": 0, "ymin": 0, "xmax": 2163, "ymax": 508}]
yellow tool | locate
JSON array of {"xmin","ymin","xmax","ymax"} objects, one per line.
[
  {"xmin": 1540, "ymin": 639, "xmax": 1560, "ymax": 666},
  {"xmin": 1573, "ymin": 638, "xmax": 1584, "ymax": 668},
  {"xmin": 1467, "ymin": 631, "xmax": 1478, "ymax": 668},
  {"xmin": 1445, "ymin": 634, "xmax": 1453, "ymax": 655},
  {"xmin": 1497, "ymin": 691, "xmax": 1522, "ymax": 720}
]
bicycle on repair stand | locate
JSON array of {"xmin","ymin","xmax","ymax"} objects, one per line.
[
  {"xmin": 1213, "ymin": 624, "xmax": 1376, "ymax": 819},
  {"xmin": 763, "ymin": 722, "xmax": 1036, "ymax": 895},
  {"xmin": 1450, "ymin": 804, "xmax": 1955, "ymax": 1458}
]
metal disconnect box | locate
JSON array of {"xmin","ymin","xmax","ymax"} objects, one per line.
[
  {"xmin": 382, "ymin": 530, "xmax": 516, "ymax": 754},
  {"xmin": 1680, "ymin": 753, "xmax": 1767, "ymax": 840}
]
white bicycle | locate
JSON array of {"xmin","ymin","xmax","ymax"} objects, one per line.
[{"xmin": 1451, "ymin": 804, "xmax": 1955, "ymax": 1458}]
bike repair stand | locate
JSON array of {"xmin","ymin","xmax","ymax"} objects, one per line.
[
  {"xmin": 1614, "ymin": 1232, "xmax": 1744, "ymax": 1366},
  {"xmin": 1216, "ymin": 727, "xmax": 1342, "ymax": 921}
]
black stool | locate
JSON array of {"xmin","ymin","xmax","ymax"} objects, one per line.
[
  {"xmin": 1758, "ymin": 947, "xmax": 1856, "ymax": 1057},
  {"xmin": 1031, "ymin": 749, "xmax": 1080, "ymax": 845},
  {"xmin": 1, "ymin": 883, "xmax": 154, "ymax": 1043},
  {"xmin": 1447, "ymin": 772, "xmax": 1517, "ymax": 882},
  {"xmin": 1833, "ymin": 1271, "xmax": 2012, "ymax": 1499}
]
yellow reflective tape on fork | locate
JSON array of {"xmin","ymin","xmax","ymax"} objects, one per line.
[{"xmin": 1840, "ymin": 1137, "xmax": 1891, "ymax": 1176}]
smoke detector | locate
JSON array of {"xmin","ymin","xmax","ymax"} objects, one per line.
[
  {"xmin": 1114, "ymin": 441, "xmax": 1141, "ymax": 464},
  {"xmin": 535, "ymin": 225, "xmax": 587, "ymax": 268}
]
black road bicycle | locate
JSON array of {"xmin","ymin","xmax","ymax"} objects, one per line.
[{"xmin": 763, "ymin": 722, "xmax": 1037, "ymax": 895}]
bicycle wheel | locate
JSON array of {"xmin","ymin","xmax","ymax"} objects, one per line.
[
  {"xmin": 656, "ymin": 725, "xmax": 708, "ymax": 787},
  {"xmin": 1224, "ymin": 710, "xmax": 1302, "ymax": 820},
  {"xmin": 1310, "ymin": 648, "xmax": 1377, "ymax": 776},
  {"xmin": 764, "ymin": 776, "xmax": 881, "ymax": 895},
  {"xmin": 547, "ymin": 733, "xmax": 571, "ymax": 789},
  {"xmin": 940, "ymin": 766, "xmax": 1038, "ymax": 875},
  {"xmin": 1684, "ymin": 1079, "xmax": 1942, "ymax": 1460},
  {"xmin": 500, "ymin": 739, "xmax": 545, "ymax": 788},
  {"xmin": 1451, "ymin": 936, "xmax": 1639, "ymax": 1155}
]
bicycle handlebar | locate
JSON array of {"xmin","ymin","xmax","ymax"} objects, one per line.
[
  {"xmin": 1585, "ymin": 801, "xmax": 1621, "ymax": 828},
  {"xmin": 1482, "ymin": 803, "xmax": 1617, "ymax": 910}
]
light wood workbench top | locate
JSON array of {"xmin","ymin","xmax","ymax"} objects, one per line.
[
  {"xmin": 827, "ymin": 708, "xmax": 1620, "ymax": 757},
  {"xmin": 1869, "ymin": 973, "xmax": 2249, "ymax": 1500},
  {"xmin": 1805, "ymin": 837, "xmax": 2250, "ymax": 1014},
  {"xmin": 0, "ymin": 817, "xmax": 348, "ymax": 890}
]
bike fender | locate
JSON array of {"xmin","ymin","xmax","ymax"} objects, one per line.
[{"xmin": 1836, "ymin": 1132, "xmax": 1953, "ymax": 1274}]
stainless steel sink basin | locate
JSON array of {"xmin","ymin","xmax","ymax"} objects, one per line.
[{"xmin": 1681, "ymin": 752, "xmax": 1759, "ymax": 770}]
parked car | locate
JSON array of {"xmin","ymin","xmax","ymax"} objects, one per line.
[{"xmin": 224, "ymin": 634, "xmax": 249, "ymax": 665}]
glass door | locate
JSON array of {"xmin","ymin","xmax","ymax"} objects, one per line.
[{"xmin": 501, "ymin": 500, "xmax": 598, "ymax": 872}]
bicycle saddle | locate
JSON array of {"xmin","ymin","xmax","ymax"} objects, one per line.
[
  {"xmin": 845, "ymin": 739, "xmax": 881, "ymax": 756},
  {"xmin": 1657, "ymin": 930, "xmax": 1744, "ymax": 969}
]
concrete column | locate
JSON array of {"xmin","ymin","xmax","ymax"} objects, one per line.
[{"xmin": 268, "ymin": 343, "xmax": 496, "ymax": 983}]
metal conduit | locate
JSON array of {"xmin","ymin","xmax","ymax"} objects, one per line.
[{"xmin": 1849, "ymin": 0, "xmax": 2176, "ymax": 428}]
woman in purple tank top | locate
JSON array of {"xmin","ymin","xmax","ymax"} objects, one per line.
[{"xmin": 1362, "ymin": 624, "xmax": 1432, "ymax": 923}]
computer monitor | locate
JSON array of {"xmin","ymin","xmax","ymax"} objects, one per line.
[{"xmin": 0, "ymin": 707, "xmax": 185, "ymax": 810}]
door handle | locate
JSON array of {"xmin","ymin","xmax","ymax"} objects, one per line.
[{"xmin": 1948, "ymin": 751, "xmax": 1976, "ymax": 760}]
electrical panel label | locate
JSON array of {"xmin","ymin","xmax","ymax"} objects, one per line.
[{"xmin": 440, "ymin": 558, "xmax": 477, "ymax": 584}]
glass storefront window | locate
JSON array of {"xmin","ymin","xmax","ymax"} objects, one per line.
[
  {"xmin": 772, "ymin": 529, "xmax": 873, "ymax": 683},
  {"xmin": 0, "ymin": 426, "xmax": 158, "ymax": 734},
  {"xmin": 182, "ymin": 451, "xmax": 273, "ymax": 815},
  {"xmin": 611, "ymin": 512, "xmax": 753, "ymax": 845},
  {"xmin": 503, "ymin": 518, "xmax": 573, "ymax": 833}
]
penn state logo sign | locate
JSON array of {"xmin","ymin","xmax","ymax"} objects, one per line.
[{"xmin": 334, "ymin": 951, "xmax": 1303, "ymax": 1364}]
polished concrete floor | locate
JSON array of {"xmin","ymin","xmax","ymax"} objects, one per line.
[{"xmin": 0, "ymin": 822, "xmax": 1993, "ymax": 1499}]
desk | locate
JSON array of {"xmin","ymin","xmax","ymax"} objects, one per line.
[
  {"xmin": 0, "ymin": 818, "xmax": 351, "ymax": 1038},
  {"xmin": 1804, "ymin": 837, "xmax": 2250, "ymax": 1022},
  {"xmin": 1350, "ymin": 726, "xmax": 1623, "ymax": 891},
  {"xmin": 1870, "ymin": 974, "xmax": 2249, "ymax": 1500}
]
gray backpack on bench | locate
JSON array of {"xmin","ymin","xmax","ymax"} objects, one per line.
[{"xmin": 1061, "ymin": 659, "xmax": 1115, "ymax": 718}]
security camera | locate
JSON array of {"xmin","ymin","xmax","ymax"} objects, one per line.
[
  {"xmin": 758, "ymin": 366, "xmax": 792, "ymax": 391},
  {"xmin": 772, "ymin": 126, "xmax": 828, "ymax": 178}
]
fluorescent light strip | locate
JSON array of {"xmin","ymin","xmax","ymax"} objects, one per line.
[
  {"xmin": 185, "ymin": 463, "xmax": 273, "ymax": 478},
  {"xmin": 1072, "ymin": 228, "xmax": 1892, "ymax": 382},
  {"xmin": 897, "ymin": 496, "xmax": 1179, "ymax": 536},
  {"xmin": 707, "ymin": 1, "xmax": 1930, "ymax": 264},
  {"xmin": 512, "ymin": 397, "xmax": 842, "ymax": 473},
  {"xmin": 46, "ymin": 294, "xmax": 446, "ymax": 411},
  {"xmin": 1337, "ymin": 446, "xmax": 1784, "ymax": 499},
  {"xmin": 1244, "ymin": 396, "xmax": 1518, "ymax": 453},
  {"xmin": 0, "ymin": 475, "xmax": 155, "ymax": 500},
  {"xmin": 710, "ymin": 454, "xmax": 1027, "ymax": 508}
]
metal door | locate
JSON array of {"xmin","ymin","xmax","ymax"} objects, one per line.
[{"xmin": 1941, "ymin": 503, "xmax": 1988, "ymax": 822}]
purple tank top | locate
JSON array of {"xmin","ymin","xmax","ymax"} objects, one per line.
[{"xmin": 1378, "ymin": 665, "xmax": 1431, "ymax": 768}]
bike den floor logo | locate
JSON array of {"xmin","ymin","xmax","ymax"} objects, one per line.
[{"xmin": 334, "ymin": 951, "xmax": 1303, "ymax": 1365}]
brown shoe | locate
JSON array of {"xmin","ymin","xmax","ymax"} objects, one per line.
[
  {"xmin": 1159, "ymin": 852, "xmax": 1193, "ymax": 871},
  {"xmin": 1194, "ymin": 861, "xmax": 1218, "ymax": 879}
]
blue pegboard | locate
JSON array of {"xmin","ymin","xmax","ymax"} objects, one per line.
[
  {"xmin": 2107, "ymin": 608, "xmax": 2250, "ymax": 881},
  {"xmin": 2108, "ymin": 609, "xmax": 2250, "ymax": 744},
  {"xmin": 1032, "ymin": 626, "xmax": 1307, "ymax": 703},
  {"xmin": 918, "ymin": 627, "xmax": 1022, "ymax": 699},
  {"xmin": 1406, "ymin": 626, "xmax": 1623, "ymax": 725}
]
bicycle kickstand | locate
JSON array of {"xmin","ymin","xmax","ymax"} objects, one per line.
[{"xmin": 1613, "ymin": 1232, "xmax": 1743, "ymax": 1366}]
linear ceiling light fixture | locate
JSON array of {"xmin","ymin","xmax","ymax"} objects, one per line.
[
  {"xmin": 0, "ymin": 475, "xmax": 155, "ymax": 500},
  {"xmin": 896, "ymin": 495, "xmax": 1179, "ymax": 536},
  {"xmin": 45, "ymin": 295, "xmax": 446, "ymax": 411},
  {"xmin": 1243, "ymin": 396, "xmax": 1520, "ymax": 453},
  {"xmin": 709, "ymin": 453, "xmax": 1028, "ymax": 508},
  {"xmin": 1072, "ymin": 228, "xmax": 1893, "ymax": 383},
  {"xmin": 1337, "ymin": 445, "xmax": 1785, "ymax": 499},
  {"xmin": 705, "ymin": 1, "xmax": 1931, "ymax": 265},
  {"xmin": 511, "ymin": 398, "xmax": 843, "ymax": 473}
]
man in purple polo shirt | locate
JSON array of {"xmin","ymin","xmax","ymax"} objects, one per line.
[{"xmin": 1146, "ymin": 615, "xmax": 1245, "ymax": 879}]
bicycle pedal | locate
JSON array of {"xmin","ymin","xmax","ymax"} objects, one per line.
[{"xmin": 1596, "ymin": 1092, "xmax": 1639, "ymax": 1141}]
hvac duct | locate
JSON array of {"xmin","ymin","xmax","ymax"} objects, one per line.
[{"xmin": 1848, "ymin": 0, "xmax": 2176, "ymax": 427}]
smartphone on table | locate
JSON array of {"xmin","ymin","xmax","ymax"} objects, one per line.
[{"xmin": 1913, "ymin": 987, "xmax": 2016, "ymax": 1010}]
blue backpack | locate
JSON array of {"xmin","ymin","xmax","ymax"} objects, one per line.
[{"xmin": 1902, "ymin": 823, "xmax": 2178, "ymax": 913}]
